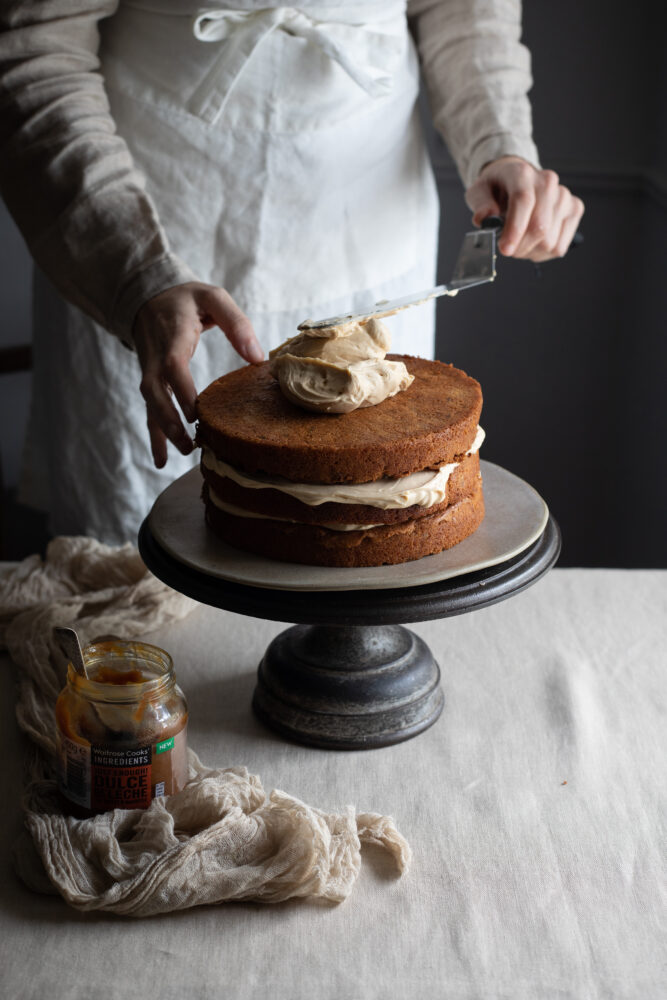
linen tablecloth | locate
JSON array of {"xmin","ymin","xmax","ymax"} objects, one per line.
[{"xmin": 1, "ymin": 568, "xmax": 665, "ymax": 1000}]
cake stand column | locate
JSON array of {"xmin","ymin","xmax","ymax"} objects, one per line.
[{"xmin": 252, "ymin": 624, "xmax": 444, "ymax": 750}]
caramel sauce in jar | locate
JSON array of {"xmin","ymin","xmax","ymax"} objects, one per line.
[{"xmin": 56, "ymin": 640, "xmax": 188, "ymax": 816}]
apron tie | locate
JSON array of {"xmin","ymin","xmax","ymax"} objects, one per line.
[{"xmin": 189, "ymin": 6, "xmax": 401, "ymax": 125}]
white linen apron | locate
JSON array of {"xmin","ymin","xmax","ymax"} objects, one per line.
[{"xmin": 22, "ymin": 0, "xmax": 440, "ymax": 544}]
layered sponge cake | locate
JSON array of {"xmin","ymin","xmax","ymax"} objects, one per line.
[{"xmin": 195, "ymin": 355, "xmax": 485, "ymax": 567}]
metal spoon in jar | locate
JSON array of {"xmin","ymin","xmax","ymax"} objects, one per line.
[
  {"xmin": 53, "ymin": 626, "xmax": 90, "ymax": 679},
  {"xmin": 53, "ymin": 626, "xmax": 136, "ymax": 735}
]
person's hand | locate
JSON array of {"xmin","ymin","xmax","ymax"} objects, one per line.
[
  {"xmin": 465, "ymin": 156, "xmax": 584, "ymax": 262},
  {"xmin": 133, "ymin": 282, "xmax": 263, "ymax": 468}
]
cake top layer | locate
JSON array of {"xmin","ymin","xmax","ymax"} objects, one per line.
[{"xmin": 196, "ymin": 355, "xmax": 482, "ymax": 484}]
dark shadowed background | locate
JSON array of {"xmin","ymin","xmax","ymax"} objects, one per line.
[{"xmin": 1, "ymin": 1, "xmax": 666, "ymax": 565}]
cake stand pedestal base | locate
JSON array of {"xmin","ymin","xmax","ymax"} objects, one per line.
[
  {"xmin": 138, "ymin": 508, "xmax": 560, "ymax": 750},
  {"xmin": 253, "ymin": 624, "xmax": 443, "ymax": 750},
  {"xmin": 139, "ymin": 461, "xmax": 559, "ymax": 749}
]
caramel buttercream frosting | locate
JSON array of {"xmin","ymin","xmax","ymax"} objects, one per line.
[{"xmin": 269, "ymin": 318, "xmax": 413, "ymax": 413}]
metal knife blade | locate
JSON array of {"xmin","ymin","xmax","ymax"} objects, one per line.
[{"xmin": 297, "ymin": 220, "xmax": 499, "ymax": 331}]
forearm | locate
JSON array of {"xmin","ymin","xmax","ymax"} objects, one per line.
[
  {"xmin": 0, "ymin": 1, "xmax": 195, "ymax": 344},
  {"xmin": 408, "ymin": 0, "xmax": 540, "ymax": 187}
]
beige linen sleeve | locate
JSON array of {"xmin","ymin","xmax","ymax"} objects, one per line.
[
  {"xmin": 408, "ymin": 0, "xmax": 541, "ymax": 188},
  {"xmin": 0, "ymin": 1, "xmax": 197, "ymax": 346}
]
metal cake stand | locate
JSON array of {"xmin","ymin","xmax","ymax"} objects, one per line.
[{"xmin": 138, "ymin": 461, "xmax": 560, "ymax": 750}]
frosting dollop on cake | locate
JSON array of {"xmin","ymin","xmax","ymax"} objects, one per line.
[{"xmin": 269, "ymin": 318, "xmax": 414, "ymax": 413}]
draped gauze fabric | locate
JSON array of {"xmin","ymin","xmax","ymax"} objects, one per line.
[{"xmin": 0, "ymin": 537, "xmax": 410, "ymax": 917}]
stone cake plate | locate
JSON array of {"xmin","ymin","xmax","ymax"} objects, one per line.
[
  {"xmin": 146, "ymin": 460, "xmax": 548, "ymax": 593},
  {"xmin": 139, "ymin": 460, "xmax": 560, "ymax": 751}
]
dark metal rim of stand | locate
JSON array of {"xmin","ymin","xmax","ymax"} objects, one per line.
[{"xmin": 137, "ymin": 514, "xmax": 561, "ymax": 626}]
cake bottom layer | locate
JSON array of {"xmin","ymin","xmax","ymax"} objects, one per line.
[{"xmin": 202, "ymin": 477, "xmax": 485, "ymax": 567}]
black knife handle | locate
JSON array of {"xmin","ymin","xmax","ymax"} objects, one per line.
[
  {"xmin": 481, "ymin": 215, "xmax": 505, "ymax": 231},
  {"xmin": 481, "ymin": 214, "xmax": 584, "ymax": 247}
]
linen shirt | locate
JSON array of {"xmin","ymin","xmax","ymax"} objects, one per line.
[{"xmin": 0, "ymin": 0, "xmax": 539, "ymax": 345}]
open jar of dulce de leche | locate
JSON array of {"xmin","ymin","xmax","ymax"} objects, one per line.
[{"xmin": 56, "ymin": 640, "xmax": 188, "ymax": 816}]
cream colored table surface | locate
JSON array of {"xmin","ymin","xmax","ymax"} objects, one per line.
[{"xmin": 1, "ymin": 569, "xmax": 665, "ymax": 1000}]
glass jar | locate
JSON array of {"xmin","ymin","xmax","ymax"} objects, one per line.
[{"xmin": 56, "ymin": 639, "xmax": 188, "ymax": 816}]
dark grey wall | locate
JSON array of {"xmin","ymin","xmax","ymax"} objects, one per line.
[
  {"xmin": 429, "ymin": 1, "xmax": 667, "ymax": 568},
  {"xmin": 0, "ymin": 203, "xmax": 32, "ymax": 488},
  {"xmin": 1, "ymin": 1, "xmax": 666, "ymax": 565}
]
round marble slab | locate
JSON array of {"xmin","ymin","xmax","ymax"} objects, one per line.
[{"xmin": 147, "ymin": 460, "xmax": 548, "ymax": 593}]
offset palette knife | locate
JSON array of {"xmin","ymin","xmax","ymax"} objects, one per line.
[{"xmin": 298, "ymin": 217, "xmax": 501, "ymax": 331}]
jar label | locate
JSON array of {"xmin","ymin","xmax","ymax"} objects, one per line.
[
  {"xmin": 57, "ymin": 726, "xmax": 187, "ymax": 813},
  {"xmin": 58, "ymin": 735, "xmax": 91, "ymax": 810},
  {"xmin": 90, "ymin": 745, "xmax": 152, "ymax": 811}
]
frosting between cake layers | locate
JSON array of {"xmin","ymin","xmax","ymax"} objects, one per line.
[
  {"xmin": 268, "ymin": 318, "xmax": 414, "ymax": 413},
  {"xmin": 201, "ymin": 425, "xmax": 485, "ymax": 511},
  {"xmin": 207, "ymin": 492, "xmax": 383, "ymax": 531}
]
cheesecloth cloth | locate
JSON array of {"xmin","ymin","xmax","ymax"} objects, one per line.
[{"xmin": 0, "ymin": 536, "xmax": 411, "ymax": 917}]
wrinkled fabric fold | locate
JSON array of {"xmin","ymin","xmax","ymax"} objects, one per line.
[{"xmin": 1, "ymin": 537, "xmax": 411, "ymax": 916}]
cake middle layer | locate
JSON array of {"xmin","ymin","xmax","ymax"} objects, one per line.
[{"xmin": 200, "ymin": 425, "xmax": 484, "ymax": 526}]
